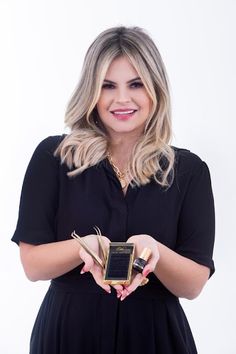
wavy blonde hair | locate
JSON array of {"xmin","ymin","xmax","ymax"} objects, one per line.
[{"xmin": 55, "ymin": 26, "xmax": 175, "ymax": 187}]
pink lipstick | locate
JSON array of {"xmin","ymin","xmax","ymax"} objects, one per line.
[{"xmin": 110, "ymin": 109, "xmax": 137, "ymax": 121}]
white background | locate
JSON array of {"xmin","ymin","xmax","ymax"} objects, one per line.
[{"xmin": 1, "ymin": 0, "xmax": 235, "ymax": 353}]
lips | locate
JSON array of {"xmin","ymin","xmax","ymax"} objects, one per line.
[
  {"xmin": 110, "ymin": 109, "xmax": 137, "ymax": 121},
  {"xmin": 110, "ymin": 109, "xmax": 137, "ymax": 115}
]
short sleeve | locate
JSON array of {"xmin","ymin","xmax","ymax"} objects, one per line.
[
  {"xmin": 11, "ymin": 136, "xmax": 62, "ymax": 245},
  {"xmin": 175, "ymin": 158, "xmax": 215, "ymax": 277}
]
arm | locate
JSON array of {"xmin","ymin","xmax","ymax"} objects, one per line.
[
  {"xmin": 120, "ymin": 234, "xmax": 210, "ymax": 301},
  {"xmin": 19, "ymin": 239, "xmax": 82, "ymax": 282},
  {"xmin": 13, "ymin": 138, "xmax": 85, "ymax": 281},
  {"xmin": 121, "ymin": 158, "xmax": 215, "ymax": 301},
  {"xmin": 160, "ymin": 159, "xmax": 215, "ymax": 299},
  {"xmin": 19, "ymin": 235, "xmax": 113, "ymax": 293},
  {"xmin": 154, "ymin": 242, "xmax": 210, "ymax": 300},
  {"xmin": 13, "ymin": 138, "xmax": 112, "ymax": 293}
]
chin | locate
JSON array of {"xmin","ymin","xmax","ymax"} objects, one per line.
[{"xmin": 109, "ymin": 125, "xmax": 145, "ymax": 137}]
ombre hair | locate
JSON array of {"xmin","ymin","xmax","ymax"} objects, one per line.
[{"xmin": 55, "ymin": 26, "xmax": 175, "ymax": 187}]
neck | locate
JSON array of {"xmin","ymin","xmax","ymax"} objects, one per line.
[
  {"xmin": 108, "ymin": 133, "xmax": 140, "ymax": 165},
  {"xmin": 108, "ymin": 144, "xmax": 132, "ymax": 172}
]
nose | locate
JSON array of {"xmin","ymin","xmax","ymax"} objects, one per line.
[{"xmin": 115, "ymin": 87, "xmax": 131, "ymax": 103}]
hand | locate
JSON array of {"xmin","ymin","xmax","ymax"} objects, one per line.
[
  {"xmin": 79, "ymin": 234, "xmax": 123, "ymax": 294},
  {"xmin": 119, "ymin": 234, "xmax": 160, "ymax": 301}
]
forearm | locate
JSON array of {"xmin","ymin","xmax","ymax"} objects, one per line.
[
  {"xmin": 20, "ymin": 239, "xmax": 82, "ymax": 281},
  {"xmin": 154, "ymin": 242, "xmax": 210, "ymax": 300}
]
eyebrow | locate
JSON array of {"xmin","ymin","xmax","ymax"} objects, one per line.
[{"xmin": 103, "ymin": 77, "xmax": 141, "ymax": 84}]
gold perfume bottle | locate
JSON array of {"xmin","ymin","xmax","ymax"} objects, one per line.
[{"xmin": 133, "ymin": 248, "xmax": 151, "ymax": 273}]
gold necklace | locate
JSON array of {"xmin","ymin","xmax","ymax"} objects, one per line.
[{"xmin": 107, "ymin": 153, "xmax": 128, "ymax": 190}]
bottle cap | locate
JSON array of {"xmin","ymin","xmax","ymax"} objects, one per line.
[{"xmin": 139, "ymin": 248, "xmax": 152, "ymax": 261}]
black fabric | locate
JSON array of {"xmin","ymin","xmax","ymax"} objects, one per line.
[{"xmin": 12, "ymin": 136, "xmax": 215, "ymax": 354}]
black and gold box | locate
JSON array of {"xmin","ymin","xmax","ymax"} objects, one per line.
[{"xmin": 103, "ymin": 242, "xmax": 135, "ymax": 285}]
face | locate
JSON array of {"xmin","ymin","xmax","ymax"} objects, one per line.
[{"xmin": 96, "ymin": 56, "xmax": 152, "ymax": 139}]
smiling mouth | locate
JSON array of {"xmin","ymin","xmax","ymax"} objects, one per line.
[{"xmin": 110, "ymin": 109, "xmax": 137, "ymax": 115}]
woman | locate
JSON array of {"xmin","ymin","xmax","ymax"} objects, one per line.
[{"xmin": 12, "ymin": 26, "xmax": 215, "ymax": 353}]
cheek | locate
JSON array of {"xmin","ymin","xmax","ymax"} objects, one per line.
[
  {"xmin": 136, "ymin": 91, "xmax": 152, "ymax": 111},
  {"xmin": 148, "ymin": 99, "xmax": 153, "ymax": 112},
  {"xmin": 96, "ymin": 99, "xmax": 105, "ymax": 115},
  {"xmin": 141, "ymin": 96, "xmax": 152, "ymax": 113},
  {"xmin": 97, "ymin": 94, "xmax": 111, "ymax": 112}
]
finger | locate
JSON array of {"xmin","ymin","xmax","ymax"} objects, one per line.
[
  {"xmin": 92, "ymin": 271, "xmax": 111, "ymax": 294},
  {"xmin": 112, "ymin": 284, "xmax": 124, "ymax": 298},
  {"xmin": 120, "ymin": 288, "xmax": 130, "ymax": 301},
  {"xmin": 113, "ymin": 284, "xmax": 123, "ymax": 291},
  {"xmin": 79, "ymin": 247, "xmax": 111, "ymax": 294},
  {"xmin": 89, "ymin": 265, "xmax": 111, "ymax": 292},
  {"xmin": 142, "ymin": 257, "xmax": 158, "ymax": 277},
  {"xmin": 120, "ymin": 274, "xmax": 143, "ymax": 301},
  {"xmin": 124, "ymin": 273, "xmax": 144, "ymax": 294},
  {"xmin": 79, "ymin": 248, "xmax": 94, "ymax": 273},
  {"xmin": 142, "ymin": 264, "xmax": 152, "ymax": 277},
  {"xmin": 102, "ymin": 236, "xmax": 111, "ymax": 245}
]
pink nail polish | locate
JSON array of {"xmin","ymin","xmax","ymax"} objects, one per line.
[{"xmin": 143, "ymin": 269, "xmax": 150, "ymax": 277}]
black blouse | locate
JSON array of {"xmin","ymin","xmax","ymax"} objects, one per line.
[{"xmin": 12, "ymin": 135, "xmax": 215, "ymax": 281}]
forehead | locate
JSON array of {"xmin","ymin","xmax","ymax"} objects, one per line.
[{"xmin": 105, "ymin": 56, "xmax": 139, "ymax": 80}]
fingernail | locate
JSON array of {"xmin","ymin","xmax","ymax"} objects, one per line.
[
  {"xmin": 106, "ymin": 289, "xmax": 111, "ymax": 294},
  {"xmin": 80, "ymin": 268, "xmax": 85, "ymax": 274},
  {"xmin": 143, "ymin": 269, "xmax": 150, "ymax": 277},
  {"xmin": 120, "ymin": 290, "xmax": 128, "ymax": 301}
]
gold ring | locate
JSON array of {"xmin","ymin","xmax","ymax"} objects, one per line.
[{"xmin": 140, "ymin": 277, "xmax": 149, "ymax": 286}]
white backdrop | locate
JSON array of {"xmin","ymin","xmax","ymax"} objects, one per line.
[{"xmin": 1, "ymin": 0, "xmax": 235, "ymax": 353}]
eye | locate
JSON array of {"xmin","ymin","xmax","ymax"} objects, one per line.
[
  {"xmin": 102, "ymin": 83, "xmax": 115, "ymax": 89},
  {"xmin": 130, "ymin": 81, "xmax": 144, "ymax": 88}
]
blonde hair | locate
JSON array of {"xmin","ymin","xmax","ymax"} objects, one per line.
[{"xmin": 55, "ymin": 26, "xmax": 175, "ymax": 187}]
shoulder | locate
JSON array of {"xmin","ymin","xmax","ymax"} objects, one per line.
[
  {"xmin": 28, "ymin": 135, "xmax": 66, "ymax": 170},
  {"xmin": 172, "ymin": 146, "xmax": 207, "ymax": 177},
  {"xmin": 35, "ymin": 135, "xmax": 66, "ymax": 154}
]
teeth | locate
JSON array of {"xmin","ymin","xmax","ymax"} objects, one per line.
[{"xmin": 113, "ymin": 110, "xmax": 135, "ymax": 115}]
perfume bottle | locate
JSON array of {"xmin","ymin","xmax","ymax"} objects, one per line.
[{"xmin": 132, "ymin": 248, "xmax": 151, "ymax": 273}]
